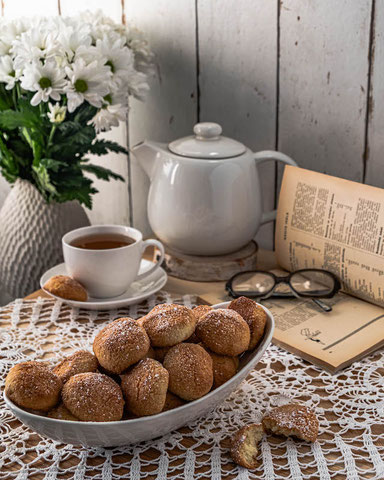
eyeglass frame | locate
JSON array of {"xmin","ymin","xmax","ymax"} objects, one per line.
[{"xmin": 225, "ymin": 268, "xmax": 341, "ymax": 300}]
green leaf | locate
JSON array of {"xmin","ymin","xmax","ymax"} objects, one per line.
[
  {"xmin": 32, "ymin": 164, "xmax": 57, "ymax": 196},
  {"xmin": 0, "ymin": 97, "xmax": 125, "ymax": 207},
  {"xmin": 71, "ymin": 103, "xmax": 98, "ymax": 125},
  {"xmin": 70, "ymin": 125, "xmax": 96, "ymax": 145},
  {"xmin": 10, "ymin": 136, "xmax": 31, "ymax": 164},
  {"xmin": 87, "ymin": 139, "xmax": 128, "ymax": 156},
  {"xmin": 55, "ymin": 121, "xmax": 96, "ymax": 151},
  {"xmin": 0, "ymin": 84, "xmax": 13, "ymax": 111},
  {"xmin": 55, "ymin": 187, "xmax": 95, "ymax": 209},
  {"xmin": 40, "ymin": 157, "xmax": 67, "ymax": 173},
  {"xmin": 56, "ymin": 121, "xmax": 81, "ymax": 136},
  {"xmin": 0, "ymin": 110, "xmax": 37, "ymax": 130},
  {"xmin": 82, "ymin": 164, "xmax": 125, "ymax": 182},
  {"xmin": 0, "ymin": 135, "xmax": 19, "ymax": 177}
]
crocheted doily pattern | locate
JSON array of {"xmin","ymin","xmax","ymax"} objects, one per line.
[{"xmin": 0, "ymin": 295, "xmax": 383, "ymax": 479}]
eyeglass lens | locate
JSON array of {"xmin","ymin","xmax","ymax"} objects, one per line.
[
  {"xmin": 231, "ymin": 272, "xmax": 275, "ymax": 296},
  {"xmin": 231, "ymin": 270, "xmax": 335, "ymax": 297},
  {"xmin": 290, "ymin": 271, "xmax": 334, "ymax": 296}
]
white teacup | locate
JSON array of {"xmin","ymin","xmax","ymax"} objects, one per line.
[{"xmin": 62, "ymin": 225, "xmax": 165, "ymax": 298}]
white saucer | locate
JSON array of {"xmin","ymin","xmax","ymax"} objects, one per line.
[{"xmin": 40, "ymin": 260, "xmax": 168, "ymax": 310}]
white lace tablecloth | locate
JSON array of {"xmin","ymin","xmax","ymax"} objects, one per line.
[{"xmin": 0, "ymin": 294, "xmax": 383, "ymax": 479}]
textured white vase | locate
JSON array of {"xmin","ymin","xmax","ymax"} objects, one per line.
[{"xmin": 0, "ymin": 179, "xmax": 90, "ymax": 298}]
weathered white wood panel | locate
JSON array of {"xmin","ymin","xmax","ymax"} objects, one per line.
[
  {"xmin": 278, "ymin": 0, "xmax": 371, "ymax": 183},
  {"xmin": 3, "ymin": 0, "xmax": 58, "ymax": 17},
  {"xmin": 124, "ymin": 0, "xmax": 198, "ymax": 236},
  {"xmin": 60, "ymin": 0, "xmax": 129, "ymax": 225},
  {"xmin": 60, "ymin": 0, "xmax": 123, "ymax": 21},
  {"xmin": 197, "ymin": 0, "xmax": 278, "ymax": 249},
  {"xmin": 365, "ymin": 2, "xmax": 384, "ymax": 189}
]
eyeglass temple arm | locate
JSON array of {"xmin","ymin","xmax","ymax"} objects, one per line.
[
  {"xmin": 261, "ymin": 285, "xmax": 333, "ymax": 313},
  {"xmin": 290, "ymin": 289, "xmax": 332, "ymax": 312},
  {"xmin": 311, "ymin": 298, "xmax": 332, "ymax": 312}
]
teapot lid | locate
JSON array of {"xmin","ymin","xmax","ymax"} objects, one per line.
[{"xmin": 168, "ymin": 122, "xmax": 246, "ymax": 159}]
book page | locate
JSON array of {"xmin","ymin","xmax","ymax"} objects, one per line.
[
  {"xmin": 275, "ymin": 166, "xmax": 384, "ymax": 307},
  {"xmin": 263, "ymin": 293, "xmax": 384, "ymax": 373}
]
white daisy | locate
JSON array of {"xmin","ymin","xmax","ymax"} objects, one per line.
[
  {"xmin": 94, "ymin": 36, "xmax": 135, "ymax": 87},
  {"xmin": 0, "ymin": 56, "xmax": 18, "ymax": 90},
  {"xmin": 47, "ymin": 103, "xmax": 67, "ymax": 124},
  {"xmin": 74, "ymin": 44, "xmax": 107, "ymax": 67},
  {"xmin": 64, "ymin": 58, "xmax": 111, "ymax": 112},
  {"xmin": 12, "ymin": 24, "xmax": 62, "ymax": 70},
  {"xmin": 77, "ymin": 10, "xmax": 115, "ymax": 28},
  {"xmin": 0, "ymin": 18, "xmax": 29, "ymax": 55},
  {"xmin": 57, "ymin": 23, "xmax": 92, "ymax": 62},
  {"xmin": 125, "ymin": 25, "xmax": 155, "ymax": 74},
  {"xmin": 124, "ymin": 66, "xmax": 150, "ymax": 100},
  {"xmin": 20, "ymin": 60, "xmax": 67, "ymax": 106},
  {"xmin": 89, "ymin": 91, "xmax": 127, "ymax": 132},
  {"xmin": 90, "ymin": 103, "xmax": 127, "ymax": 133},
  {"xmin": 0, "ymin": 12, "xmax": 153, "ymax": 128}
]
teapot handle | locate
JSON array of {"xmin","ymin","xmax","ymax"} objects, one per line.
[{"xmin": 253, "ymin": 151, "xmax": 297, "ymax": 225}]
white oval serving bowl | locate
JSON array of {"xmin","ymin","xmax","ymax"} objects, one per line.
[{"xmin": 3, "ymin": 301, "xmax": 274, "ymax": 447}]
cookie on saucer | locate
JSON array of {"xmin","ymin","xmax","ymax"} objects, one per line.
[{"xmin": 44, "ymin": 275, "xmax": 88, "ymax": 302}]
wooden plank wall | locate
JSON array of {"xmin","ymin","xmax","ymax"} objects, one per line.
[
  {"xmin": 0, "ymin": 0, "xmax": 382, "ymax": 250},
  {"xmin": 366, "ymin": 0, "xmax": 384, "ymax": 188},
  {"xmin": 278, "ymin": 0, "xmax": 372, "ymax": 183},
  {"xmin": 198, "ymin": 0, "xmax": 278, "ymax": 247}
]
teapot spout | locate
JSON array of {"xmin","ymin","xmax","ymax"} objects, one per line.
[{"xmin": 131, "ymin": 140, "xmax": 163, "ymax": 180}]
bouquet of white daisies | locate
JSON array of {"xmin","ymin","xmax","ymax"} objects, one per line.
[{"xmin": 0, "ymin": 11, "xmax": 153, "ymax": 207}]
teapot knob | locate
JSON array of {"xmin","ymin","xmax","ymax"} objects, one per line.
[{"xmin": 193, "ymin": 122, "xmax": 222, "ymax": 140}]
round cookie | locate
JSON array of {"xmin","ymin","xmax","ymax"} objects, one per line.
[
  {"xmin": 141, "ymin": 304, "xmax": 197, "ymax": 347},
  {"xmin": 62, "ymin": 373, "xmax": 124, "ymax": 422},
  {"xmin": 137, "ymin": 304, "xmax": 168, "ymax": 327},
  {"xmin": 98, "ymin": 365, "xmax": 122, "ymax": 385},
  {"xmin": 143, "ymin": 346, "xmax": 157, "ymax": 360},
  {"xmin": 5, "ymin": 361, "xmax": 62, "ymax": 411},
  {"xmin": 44, "ymin": 275, "xmax": 87, "ymax": 301},
  {"xmin": 188, "ymin": 306, "xmax": 213, "ymax": 344},
  {"xmin": 47, "ymin": 403, "xmax": 79, "ymax": 421},
  {"xmin": 192, "ymin": 305, "xmax": 213, "ymax": 321},
  {"xmin": 153, "ymin": 346, "xmax": 172, "ymax": 362},
  {"xmin": 163, "ymin": 343, "xmax": 213, "ymax": 401},
  {"xmin": 209, "ymin": 351, "xmax": 239, "ymax": 388},
  {"xmin": 121, "ymin": 358, "xmax": 169, "ymax": 416},
  {"xmin": 162, "ymin": 391, "xmax": 186, "ymax": 412},
  {"xmin": 230, "ymin": 423, "xmax": 264, "ymax": 469},
  {"xmin": 53, "ymin": 350, "xmax": 98, "ymax": 384},
  {"xmin": 195, "ymin": 309, "xmax": 250, "ymax": 356},
  {"xmin": 93, "ymin": 317, "xmax": 150, "ymax": 374},
  {"xmin": 185, "ymin": 332, "xmax": 200, "ymax": 344},
  {"xmin": 136, "ymin": 317, "xmax": 145, "ymax": 327},
  {"xmin": 262, "ymin": 403, "xmax": 319, "ymax": 442},
  {"xmin": 228, "ymin": 296, "xmax": 267, "ymax": 349}
]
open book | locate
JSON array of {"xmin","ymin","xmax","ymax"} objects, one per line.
[{"xmin": 270, "ymin": 166, "xmax": 384, "ymax": 373}]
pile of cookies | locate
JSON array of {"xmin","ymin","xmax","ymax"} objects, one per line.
[{"xmin": 5, "ymin": 296, "xmax": 267, "ymax": 422}]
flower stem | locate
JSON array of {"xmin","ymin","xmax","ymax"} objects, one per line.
[
  {"xmin": 12, "ymin": 85, "xmax": 18, "ymax": 110},
  {"xmin": 47, "ymin": 125, "xmax": 57, "ymax": 149}
]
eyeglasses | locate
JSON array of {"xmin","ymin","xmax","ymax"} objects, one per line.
[{"xmin": 225, "ymin": 269, "xmax": 341, "ymax": 312}]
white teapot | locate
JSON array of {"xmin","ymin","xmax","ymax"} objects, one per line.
[{"xmin": 132, "ymin": 122, "xmax": 297, "ymax": 256}]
